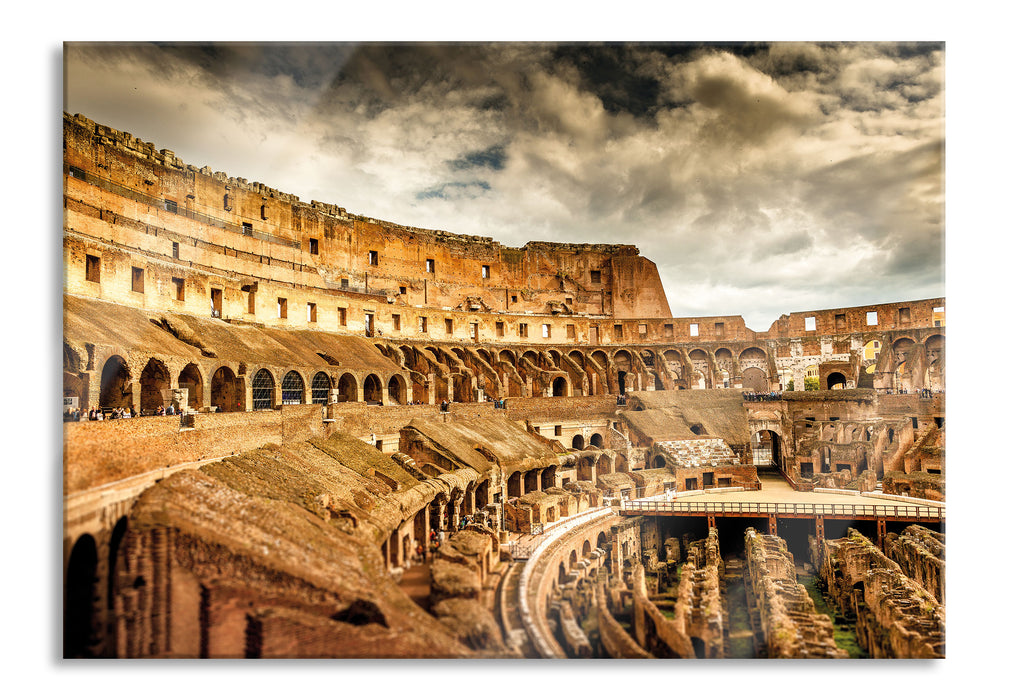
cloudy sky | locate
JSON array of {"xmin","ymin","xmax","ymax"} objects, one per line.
[{"xmin": 64, "ymin": 41, "xmax": 944, "ymax": 331}]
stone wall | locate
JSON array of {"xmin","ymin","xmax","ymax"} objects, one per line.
[
  {"xmin": 744, "ymin": 528, "xmax": 847, "ymax": 658},
  {"xmin": 816, "ymin": 528, "xmax": 944, "ymax": 658}
]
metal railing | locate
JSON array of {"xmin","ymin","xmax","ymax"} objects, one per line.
[{"xmin": 621, "ymin": 499, "xmax": 944, "ymax": 520}]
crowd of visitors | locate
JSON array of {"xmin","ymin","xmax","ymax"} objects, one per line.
[
  {"xmin": 743, "ymin": 391, "xmax": 782, "ymax": 402},
  {"xmin": 63, "ymin": 403, "xmax": 184, "ymax": 421}
]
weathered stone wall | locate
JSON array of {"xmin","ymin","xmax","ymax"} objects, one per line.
[
  {"xmin": 744, "ymin": 528, "xmax": 847, "ymax": 658},
  {"xmin": 816, "ymin": 528, "xmax": 944, "ymax": 658},
  {"xmin": 65, "ymin": 404, "xmax": 326, "ymax": 492},
  {"xmin": 884, "ymin": 525, "xmax": 945, "ymax": 604}
]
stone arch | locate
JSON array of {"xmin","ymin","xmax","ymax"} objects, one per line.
[
  {"xmin": 281, "ymin": 370, "xmax": 305, "ymax": 405},
  {"xmin": 597, "ymin": 453, "xmax": 612, "ymax": 475},
  {"xmin": 569, "ymin": 550, "xmax": 578, "ymax": 569},
  {"xmin": 177, "ymin": 363, "xmax": 203, "ymax": 410},
  {"xmin": 64, "ymin": 534, "xmax": 99, "ymax": 658},
  {"xmin": 551, "ymin": 375, "xmax": 568, "ymax": 397},
  {"xmin": 615, "ymin": 454, "xmax": 628, "ymax": 473},
  {"xmin": 651, "ymin": 454, "xmax": 667, "ymax": 469},
  {"xmin": 582, "ymin": 540, "xmax": 592, "ymax": 557},
  {"xmin": 337, "ymin": 372, "xmax": 359, "ymax": 403},
  {"xmin": 541, "ymin": 465, "xmax": 557, "ymax": 489},
  {"xmin": 210, "ymin": 365, "xmax": 244, "ymax": 412},
  {"xmin": 387, "ymin": 373, "xmax": 407, "ymax": 405},
  {"xmin": 99, "ymin": 354, "xmax": 132, "ymax": 410},
  {"xmin": 925, "ymin": 334, "xmax": 944, "ymax": 391},
  {"xmin": 688, "ymin": 349, "xmax": 709, "ymax": 389},
  {"xmin": 826, "ymin": 371, "xmax": 847, "ymax": 390},
  {"xmin": 139, "ymin": 358, "xmax": 171, "ymax": 415},
  {"xmin": 751, "ymin": 429, "xmax": 783, "ymax": 468},
  {"xmin": 590, "ymin": 433, "xmax": 604, "ymax": 448},
  {"xmin": 571, "ymin": 434, "xmax": 585, "ymax": 450},
  {"xmin": 596, "ymin": 531, "xmax": 608, "ymax": 549},
  {"xmin": 311, "ymin": 372, "xmax": 331, "ymax": 404},
  {"xmin": 507, "ymin": 471, "xmax": 522, "ymax": 498},
  {"xmin": 363, "ymin": 374, "xmax": 383, "ymax": 404},
  {"xmin": 252, "ymin": 368, "xmax": 276, "ymax": 410}
]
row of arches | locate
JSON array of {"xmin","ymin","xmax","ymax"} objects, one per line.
[{"xmin": 67, "ymin": 350, "xmax": 413, "ymax": 414}]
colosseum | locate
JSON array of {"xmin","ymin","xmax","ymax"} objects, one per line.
[{"xmin": 62, "ymin": 110, "xmax": 944, "ymax": 660}]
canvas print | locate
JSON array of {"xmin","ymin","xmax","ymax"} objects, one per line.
[{"xmin": 62, "ymin": 42, "xmax": 944, "ymax": 659}]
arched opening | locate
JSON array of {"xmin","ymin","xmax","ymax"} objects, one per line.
[
  {"xmin": 65, "ymin": 534, "xmax": 100, "ymax": 658},
  {"xmin": 252, "ymin": 369, "xmax": 275, "ymax": 410},
  {"xmin": 99, "ymin": 355, "xmax": 132, "ymax": 411},
  {"xmin": 569, "ymin": 550, "xmax": 578, "ymax": 569},
  {"xmin": 363, "ymin": 374, "xmax": 383, "ymax": 404},
  {"xmin": 596, "ymin": 532, "xmax": 608, "ymax": 549},
  {"xmin": 688, "ymin": 350, "xmax": 709, "ymax": 390},
  {"xmin": 311, "ymin": 372, "xmax": 331, "ymax": 404},
  {"xmin": 475, "ymin": 480, "xmax": 490, "ymax": 509},
  {"xmin": 752, "ymin": 430, "xmax": 783, "ymax": 471},
  {"xmin": 571, "ymin": 434, "xmax": 585, "ymax": 450},
  {"xmin": 507, "ymin": 471, "xmax": 522, "ymax": 498},
  {"xmin": 281, "ymin": 371, "xmax": 305, "ymax": 405},
  {"xmin": 387, "ymin": 374, "xmax": 406, "ymax": 405},
  {"xmin": 582, "ymin": 540, "xmax": 592, "ymax": 557},
  {"xmin": 652, "ymin": 454, "xmax": 667, "ymax": 469},
  {"xmin": 211, "ymin": 366, "xmax": 244, "ymax": 412},
  {"xmin": 541, "ymin": 466, "xmax": 557, "ymax": 489},
  {"xmin": 590, "ymin": 433, "xmax": 604, "ymax": 448},
  {"xmin": 826, "ymin": 372, "xmax": 847, "ymax": 390},
  {"xmin": 524, "ymin": 469, "xmax": 539, "ymax": 494},
  {"xmin": 597, "ymin": 454, "xmax": 612, "ymax": 476},
  {"xmin": 337, "ymin": 373, "xmax": 359, "ymax": 403},
  {"xmin": 177, "ymin": 363, "xmax": 203, "ymax": 410},
  {"xmin": 551, "ymin": 376, "xmax": 567, "ymax": 397},
  {"xmin": 140, "ymin": 358, "xmax": 170, "ymax": 415}
]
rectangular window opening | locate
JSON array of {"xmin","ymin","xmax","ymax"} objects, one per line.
[
  {"xmin": 247, "ymin": 290, "xmax": 255, "ymax": 314},
  {"xmin": 164, "ymin": 199, "xmax": 178, "ymax": 214},
  {"xmin": 131, "ymin": 266, "xmax": 144, "ymax": 294},
  {"xmin": 804, "ymin": 316, "xmax": 816, "ymax": 331},
  {"xmin": 714, "ymin": 322, "xmax": 724, "ymax": 337},
  {"xmin": 519, "ymin": 323, "xmax": 528, "ymax": 338},
  {"xmin": 482, "ymin": 265, "xmax": 490, "ymax": 279},
  {"xmin": 392, "ymin": 314, "xmax": 401, "ymax": 331},
  {"xmin": 308, "ymin": 302, "xmax": 317, "ymax": 323},
  {"xmin": 445, "ymin": 318, "xmax": 454, "ymax": 335},
  {"xmin": 638, "ymin": 323, "xmax": 648, "ymax": 337},
  {"xmin": 614, "ymin": 324, "xmax": 624, "ymax": 340},
  {"xmin": 496, "ymin": 322, "xmax": 504, "ymax": 337},
  {"xmin": 590, "ymin": 270, "xmax": 601, "ymax": 284},
  {"xmin": 85, "ymin": 255, "xmax": 100, "ymax": 283},
  {"xmin": 369, "ymin": 250, "xmax": 379, "ymax": 266},
  {"xmin": 426, "ymin": 259, "xmax": 435, "ymax": 273},
  {"xmin": 554, "ymin": 425, "xmax": 562, "ymax": 436},
  {"xmin": 172, "ymin": 241, "xmax": 180, "ymax": 259},
  {"xmin": 309, "ymin": 238, "xmax": 319, "ymax": 255},
  {"xmin": 470, "ymin": 323, "xmax": 479, "ymax": 340},
  {"xmin": 277, "ymin": 297, "xmax": 287, "ymax": 319},
  {"xmin": 211, "ymin": 288, "xmax": 222, "ymax": 318},
  {"xmin": 542, "ymin": 324, "xmax": 551, "ymax": 338},
  {"xmin": 567, "ymin": 324, "xmax": 576, "ymax": 339},
  {"xmin": 419, "ymin": 316, "xmax": 428, "ymax": 333},
  {"xmin": 866, "ymin": 311, "xmax": 878, "ymax": 326},
  {"xmin": 689, "ymin": 323, "xmax": 699, "ymax": 337},
  {"xmin": 341, "ymin": 278, "xmax": 349, "ymax": 290},
  {"xmin": 173, "ymin": 277, "xmax": 185, "ymax": 301},
  {"xmin": 243, "ymin": 222, "xmax": 253, "ymax": 236},
  {"xmin": 899, "ymin": 307, "xmax": 911, "ymax": 324},
  {"xmin": 339, "ymin": 308, "xmax": 347, "ymax": 326}
]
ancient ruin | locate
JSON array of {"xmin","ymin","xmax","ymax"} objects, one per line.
[{"xmin": 63, "ymin": 113, "xmax": 945, "ymax": 659}]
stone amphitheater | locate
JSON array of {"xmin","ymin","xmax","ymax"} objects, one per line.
[{"xmin": 62, "ymin": 112, "xmax": 945, "ymax": 659}]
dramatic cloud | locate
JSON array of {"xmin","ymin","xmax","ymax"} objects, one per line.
[{"xmin": 64, "ymin": 41, "xmax": 944, "ymax": 330}]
